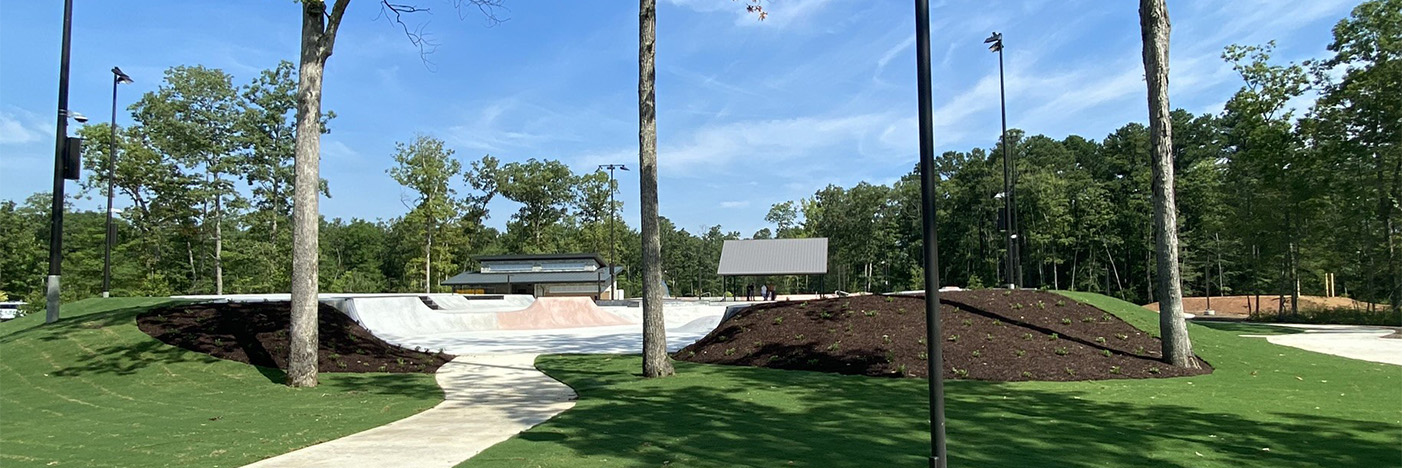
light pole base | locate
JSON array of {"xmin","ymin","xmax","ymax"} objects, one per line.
[
  {"xmin": 101, "ymin": 291, "xmax": 110, "ymax": 298},
  {"xmin": 45, "ymin": 275, "xmax": 61, "ymax": 323}
]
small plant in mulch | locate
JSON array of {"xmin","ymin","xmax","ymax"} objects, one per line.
[
  {"xmin": 753, "ymin": 340, "xmax": 764, "ymax": 348},
  {"xmin": 337, "ymin": 362, "xmax": 347, "ymax": 369},
  {"xmin": 918, "ymin": 338, "xmax": 927, "ymax": 345},
  {"xmin": 962, "ymin": 318, "xmax": 973, "ymax": 327},
  {"xmin": 827, "ymin": 341, "xmax": 842, "ymax": 351},
  {"xmin": 884, "ymin": 351, "xmax": 896, "ymax": 363},
  {"xmin": 918, "ymin": 351, "xmax": 928, "ymax": 360},
  {"xmin": 971, "ymin": 350, "xmax": 982, "ymax": 358},
  {"xmin": 1011, "ymin": 303, "xmax": 1024, "ymax": 310},
  {"xmin": 842, "ymin": 301, "xmax": 851, "ymax": 310},
  {"xmin": 1054, "ymin": 347, "xmax": 1069, "ymax": 356},
  {"xmin": 820, "ymin": 311, "xmax": 832, "ymax": 318},
  {"xmin": 1060, "ymin": 318, "xmax": 1073, "ymax": 325},
  {"xmin": 1147, "ymin": 367, "xmax": 1161, "ymax": 375},
  {"xmin": 774, "ymin": 317, "xmax": 784, "ymax": 325},
  {"xmin": 897, "ymin": 364, "xmax": 908, "ymax": 375},
  {"xmin": 1081, "ymin": 317, "xmax": 1096, "ymax": 323},
  {"xmin": 1036, "ymin": 301, "xmax": 1047, "ymax": 310},
  {"xmin": 807, "ymin": 358, "xmax": 820, "ymax": 365},
  {"xmin": 1110, "ymin": 366, "xmax": 1122, "ymax": 375},
  {"xmin": 799, "ymin": 302, "xmax": 809, "ymax": 308},
  {"xmin": 863, "ymin": 310, "xmax": 879, "ymax": 317},
  {"xmin": 985, "ymin": 333, "xmax": 995, "ymax": 341},
  {"xmin": 1135, "ymin": 345, "xmax": 1147, "ymax": 355},
  {"xmin": 1048, "ymin": 333, "xmax": 1060, "ymax": 340},
  {"xmin": 716, "ymin": 335, "xmax": 728, "ymax": 342},
  {"xmin": 1101, "ymin": 349, "xmax": 1113, "ymax": 358},
  {"xmin": 1055, "ymin": 299, "xmax": 1067, "ymax": 307},
  {"xmin": 1102, "ymin": 313, "xmax": 1113, "ymax": 322},
  {"xmin": 947, "ymin": 334, "xmax": 959, "ymax": 342},
  {"xmin": 724, "ymin": 348, "xmax": 737, "ymax": 356},
  {"xmin": 1014, "ymin": 349, "xmax": 1026, "ymax": 357},
  {"xmin": 1021, "ymin": 371, "xmax": 1034, "ymax": 378},
  {"xmin": 1003, "ymin": 290, "xmax": 1012, "ymax": 296},
  {"xmin": 688, "ymin": 350, "xmax": 698, "ymax": 357},
  {"xmin": 1021, "ymin": 333, "xmax": 1034, "ymax": 340},
  {"xmin": 884, "ymin": 296, "xmax": 895, "ymax": 303},
  {"xmin": 897, "ymin": 307, "xmax": 906, "ymax": 314},
  {"xmin": 992, "ymin": 319, "xmax": 1003, "ymax": 326},
  {"xmin": 1115, "ymin": 333, "xmax": 1129, "ymax": 340},
  {"xmin": 1095, "ymin": 336, "xmax": 1107, "ymax": 344},
  {"xmin": 1065, "ymin": 368, "xmax": 1077, "ymax": 377},
  {"xmin": 952, "ymin": 367, "xmax": 970, "ymax": 379},
  {"xmin": 794, "ymin": 334, "xmax": 806, "ymax": 341},
  {"xmin": 827, "ymin": 328, "xmax": 837, "ymax": 334},
  {"xmin": 882, "ymin": 334, "xmax": 892, "ymax": 344}
]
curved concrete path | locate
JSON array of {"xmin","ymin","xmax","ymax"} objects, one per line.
[
  {"xmin": 1240, "ymin": 324, "xmax": 1401, "ymax": 365},
  {"xmin": 243, "ymin": 354, "xmax": 575, "ymax": 468}
]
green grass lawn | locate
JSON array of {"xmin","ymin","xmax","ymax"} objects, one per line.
[
  {"xmin": 0, "ymin": 298, "xmax": 444, "ymax": 468},
  {"xmin": 462, "ymin": 291, "xmax": 1401, "ymax": 468}
]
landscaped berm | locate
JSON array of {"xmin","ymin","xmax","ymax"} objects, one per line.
[
  {"xmin": 137, "ymin": 301, "xmax": 453, "ymax": 373},
  {"xmin": 677, "ymin": 289, "xmax": 1212, "ymax": 381}
]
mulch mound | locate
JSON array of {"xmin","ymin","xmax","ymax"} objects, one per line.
[
  {"xmin": 676, "ymin": 290, "xmax": 1212, "ymax": 382},
  {"xmin": 137, "ymin": 301, "xmax": 453, "ymax": 373}
]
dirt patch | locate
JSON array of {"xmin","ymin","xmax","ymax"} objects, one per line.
[
  {"xmin": 1145, "ymin": 295, "xmax": 1382, "ymax": 319},
  {"xmin": 676, "ymin": 290, "xmax": 1211, "ymax": 382},
  {"xmin": 137, "ymin": 301, "xmax": 453, "ymax": 373}
]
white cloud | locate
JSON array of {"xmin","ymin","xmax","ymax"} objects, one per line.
[
  {"xmin": 658, "ymin": 112, "xmax": 910, "ymax": 176},
  {"xmin": 720, "ymin": 200, "xmax": 750, "ymax": 208},
  {"xmin": 0, "ymin": 108, "xmax": 49, "ymax": 145}
]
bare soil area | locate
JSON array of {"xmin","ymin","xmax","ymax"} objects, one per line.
[
  {"xmin": 677, "ymin": 290, "xmax": 1211, "ymax": 382},
  {"xmin": 137, "ymin": 301, "xmax": 453, "ymax": 373},
  {"xmin": 1145, "ymin": 295, "xmax": 1382, "ymax": 318}
]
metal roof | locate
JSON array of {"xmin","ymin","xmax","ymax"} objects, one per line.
[
  {"xmin": 473, "ymin": 253, "xmax": 606, "ymax": 266},
  {"xmin": 441, "ymin": 266, "xmax": 622, "ymax": 286},
  {"xmin": 716, "ymin": 238, "xmax": 829, "ymax": 276}
]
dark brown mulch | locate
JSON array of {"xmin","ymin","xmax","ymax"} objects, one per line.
[
  {"xmin": 137, "ymin": 301, "xmax": 453, "ymax": 373},
  {"xmin": 676, "ymin": 290, "xmax": 1212, "ymax": 382}
]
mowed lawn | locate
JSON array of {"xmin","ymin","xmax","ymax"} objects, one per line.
[
  {"xmin": 462, "ymin": 292, "xmax": 1401, "ymax": 468},
  {"xmin": 0, "ymin": 298, "xmax": 444, "ymax": 468}
]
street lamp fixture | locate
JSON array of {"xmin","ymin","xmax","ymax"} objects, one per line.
[
  {"xmin": 985, "ymin": 30, "xmax": 1020, "ymax": 289},
  {"xmin": 103, "ymin": 66, "xmax": 133, "ymax": 298},
  {"xmin": 598, "ymin": 164, "xmax": 629, "ymax": 300}
]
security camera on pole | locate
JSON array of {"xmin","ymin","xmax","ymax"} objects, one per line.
[{"xmin": 46, "ymin": 0, "xmax": 84, "ymax": 323}]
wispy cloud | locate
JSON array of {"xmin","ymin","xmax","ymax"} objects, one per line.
[
  {"xmin": 720, "ymin": 200, "xmax": 750, "ymax": 208},
  {"xmin": 0, "ymin": 107, "xmax": 51, "ymax": 145}
]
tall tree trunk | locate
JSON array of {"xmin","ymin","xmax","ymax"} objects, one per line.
[
  {"xmin": 1140, "ymin": 0, "xmax": 1196, "ymax": 368},
  {"xmin": 214, "ymin": 192, "xmax": 224, "ymax": 295},
  {"xmin": 288, "ymin": 0, "xmax": 335, "ymax": 388},
  {"xmin": 425, "ymin": 227, "xmax": 433, "ymax": 294},
  {"xmin": 638, "ymin": 0, "xmax": 674, "ymax": 378}
]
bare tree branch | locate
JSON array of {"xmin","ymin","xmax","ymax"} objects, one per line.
[{"xmin": 378, "ymin": 0, "xmax": 508, "ymax": 69}]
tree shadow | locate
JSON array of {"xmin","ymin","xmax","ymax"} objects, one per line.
[{"xmin": 489, "ymin": 355, "xmax": 1400, "ymax": 468}]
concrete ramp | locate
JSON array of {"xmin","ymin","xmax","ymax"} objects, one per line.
[
  {"xmin": 341, "ymin": 296, "xmax": 500, "ymax": 337},
  {"xmin": 496, "ymin": 297, "xmax": 633, "ymax": 330}
]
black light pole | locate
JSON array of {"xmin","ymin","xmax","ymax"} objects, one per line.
[
  {"xmin": 914, "ymin": 1, "xmax": 947, "ymax": 467},
  {"xmin": 598, "ymin": 164, "xmax": 628, "ymax": 299},
  {"xmin": 46, "ymin": 0, "xmax": 77, "ymax": 324},
  {"xmin": 103, "ymin": 67, "xmax": 133, "ymax": 299},
  {"xmin": 986, "ymin": 31, "xmax": 1020, "ymax": 289}
]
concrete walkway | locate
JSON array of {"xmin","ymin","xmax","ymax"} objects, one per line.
[
  {"xmin": 243, "ymin": 354, "xmax": 576, "ymax": 468},
  {"xmin": 1242, "ymin": 324, "xmax": 1401, "ymax": 366}
]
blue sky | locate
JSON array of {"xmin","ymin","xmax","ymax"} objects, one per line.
[{"xmin": 0, "ymin": 0, "xmax": 1357, "ymax": 236}]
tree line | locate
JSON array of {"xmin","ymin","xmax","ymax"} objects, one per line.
[{"xmin": 761, "ymin": 1, "xmax": 1400, "ymax": 314}]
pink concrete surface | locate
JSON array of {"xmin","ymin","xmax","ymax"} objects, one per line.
[{"xmin": 495, "ymin": 297, "xmax": 634, "ymax": 330}]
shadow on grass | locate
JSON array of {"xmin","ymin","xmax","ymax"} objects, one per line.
[
  {"xmin": 1193, "ymin": 320, "xmax": 1307, "ymax": 335},
  {"xmin": 505, "ymin": 355, "xmax": 1399, "ymax": 468}
]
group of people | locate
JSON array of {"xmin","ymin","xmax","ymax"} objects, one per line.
[{"xmin": 745, "ymin": 283, "xmax": 779, "ymax": 301}]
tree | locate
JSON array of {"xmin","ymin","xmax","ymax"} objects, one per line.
[
  {"xmin": 387, "ymin": 135, "xmax": 463, "ymax": 293},
  {"xmin": 132, "ymin": 65, "xmax": 242, "ymax": 295},
  {"xmin": 285, "ymin": 0, "xmax": 505, "ymax": 387},
  {"xmin": 1139, "ymin": 0, "xmax": 1196, "ymax": 368},
  {"xmin": 637, "ymin": 0, "xmax": 673, "ymax": 378},
  {"xmin": 495, "ymin": 159, "xmax": 577, "ymax": 252}
]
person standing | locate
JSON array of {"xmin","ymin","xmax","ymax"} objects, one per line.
[
  {"xmin": 746, "ymin": 283, "xmax": 754, "ymax": 301},
  {"xmin": 760, "ymin": 284, "xmax": 768, "ymax": 301}
]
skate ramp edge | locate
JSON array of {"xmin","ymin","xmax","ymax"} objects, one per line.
[{"xmin": 496, "ymin": 296, "xmax": 636, "ymax": 330}]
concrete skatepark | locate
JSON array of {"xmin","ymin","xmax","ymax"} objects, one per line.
[{"xmin": 168, "ymin": 292, "xmax": 1398, "ymax": 468}]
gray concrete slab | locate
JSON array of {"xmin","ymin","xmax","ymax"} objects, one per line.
[{"xmin": 241, "ymin": 354, "xmax": 575, "ymax": 468}]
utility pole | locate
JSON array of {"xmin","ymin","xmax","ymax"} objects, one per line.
[
  {"xmin": 46, "ymin": 0, "xmax": 77, "ymax": 323},
  {"xmin": 986, "ymin": 31, "xmax": 1020, "ymax": 289},
  {"xmin": 599, "ymin": 164, "xmax": 628, "ymax": 300},
  {"xmin": 915, "ymin": 1, "xmax": 948, "ymax": 466},
  {"xmin": 103, "ymin": 67, "xmax": 133, "ymax": 298}
]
